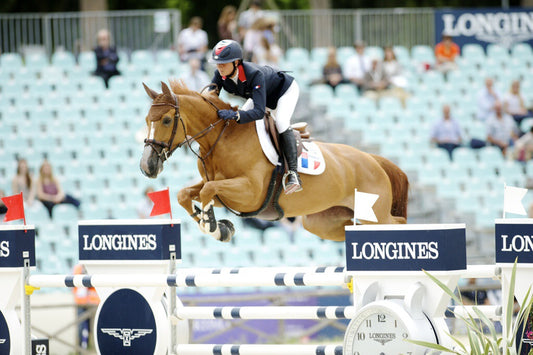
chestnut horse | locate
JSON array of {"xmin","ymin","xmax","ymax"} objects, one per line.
[{"xmin": 140, "ymin": 81, "xmax": 408, "ymax": 242}]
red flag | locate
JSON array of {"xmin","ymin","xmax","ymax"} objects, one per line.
[
  {"xmin": 147, "ymin": 188, "xmax": 172, "ymax": 218},
  {"xmin": 2, "ymin": 192, "xmax": 26, "ymax": 223}
]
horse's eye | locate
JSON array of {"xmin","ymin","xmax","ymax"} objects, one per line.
[{"xmin": 162, "ymin": 117, "xmax": 172, "ymax": 125}]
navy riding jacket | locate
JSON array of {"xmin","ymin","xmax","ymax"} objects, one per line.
[{"xmin": 211, "ymin": 62, "xmax": 294, "ymax": 124}]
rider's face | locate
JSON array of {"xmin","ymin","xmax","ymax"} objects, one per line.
[{"xmin": 217, "ymin": 61, "xmax": 236, "ymax": 77}]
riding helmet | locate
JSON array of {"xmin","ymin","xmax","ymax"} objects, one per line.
[{"xmin": 210, "ymin": 40, "xmax": 243, "ymax": 64}]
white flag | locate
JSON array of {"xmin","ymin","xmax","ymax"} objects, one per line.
[
  {"xmin": 354, "ymin": 189, "xmax": 379, "ymax": 223},
  {"xmin": 504, "ymin": 185, "xmax": 528, "ymax": 216}
]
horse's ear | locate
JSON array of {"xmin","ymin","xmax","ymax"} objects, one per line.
[
  {"xmin": 143, "ymin": 82, "xmax": 158, "ymax": 100},
  {"xmin": 161, "ymin": 81, "xmax": 172, "ymax": 97}
]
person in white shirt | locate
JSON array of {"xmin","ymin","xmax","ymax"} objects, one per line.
[
  {"xmin": 502, "ymin": 79, "xmax": 532, "ymax": 125},
  {"xmin": 180, "ymin": 58, "xmax": 210, "ymax": 92},
  {"xmin": 238, "ymin": 0, "xmax": 264, "ymax": 42},
  {"xmin": 476, "ymin": 77, "xmax": 501, "ymax": 122},
  {"xmin": 343, "ymin": 41, "xmax": 371, "ymax": 90},
  {"xmin": 430, "ymin": 104, "xmax": 463, "ymax": 159},
  {"xmin": 177, "ymin": 16, "xmax": 208, "ymax": 66}
]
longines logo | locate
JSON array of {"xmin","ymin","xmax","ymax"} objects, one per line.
[
  {"xmin": 82, "ymin": 234, "xmax": 157, "ymax": 251},
  {"xmin": 441, "ymin": 12, "xmax": 533, "ymax": 48},
  {"xmin": 369, "ymin": 332, "xmax": 396, "ymax": 345},
  {"xmin": 101, "ymin": 328, "xmax": 153, "ymax": 347},
  {"xmin": 351, "ymin": 241, "xmax": 439, "ymax": 260},
  {"xmin": 500, "ymin": 234, "xmax": 533, "ymax": 252}
]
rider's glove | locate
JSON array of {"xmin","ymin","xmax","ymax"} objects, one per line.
[{"xmin": 217, "ymin": 109, "xmax": 240, "ymax": 121}]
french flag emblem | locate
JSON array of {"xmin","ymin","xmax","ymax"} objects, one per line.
[
  {"xmin": 300, "ymin": 151, "xmax": 320, "ymax": 170},
  {"xmin": 254, "ymin": 85, "xmax": 261, "ymax": 89}
]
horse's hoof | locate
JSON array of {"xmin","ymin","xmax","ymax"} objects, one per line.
[{"xmin": 217, "ymin": 219, "xmax": 235, "ymax": 243}]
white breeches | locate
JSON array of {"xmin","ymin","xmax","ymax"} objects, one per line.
[{"xmin": 241, "ymin": 80, "xmax": 300, "ymax": 133}]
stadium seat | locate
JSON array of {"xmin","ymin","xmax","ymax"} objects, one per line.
[
  {"xmin": 410, "ymin": 45, "xmax": 434, "ymax": 65},
  {"xmin": 51, "ymin": 51, "xmax": 76, "ymax": 69},
  {"xmin": 285, "ymin": 47, "xmax": 310, "ymax": 67},
  {"xmin": 310, "ymin": 47, "xmax": 328, "ymax": 65},
  {"xmin": 462, "ymin": 43, "xmax": 485, "ymax": 60},
  {"xmin": 336, "ymin": 46, "xmax": 355, "ymax": 64},
  {"xmin": 309, "ymin": 84, "xmax": 334, "ymax": 107},
  {"xmin": 392, "ymin": 45, "xmax": 410, "ymax": 63},
  {"xmin": 1, "ymin": 53, "xmax": 23, "ymax": 70},
  {"xmin": 486, "ymin": 44, "xmax": 510, "ymax": 60},
  {"xmin": 25, "ymin": 52, "xmax": 49, "ymax": 69}
]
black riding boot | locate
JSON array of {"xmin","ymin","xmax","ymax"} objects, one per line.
[{"xmin": 280, "ymin": 129, "xmax": 302, "ymax": 194}]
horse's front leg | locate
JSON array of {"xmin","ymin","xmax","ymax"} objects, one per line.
[
  {"xmin": 177, "ymin": 180, "xmax": 205, "ymax": 224},
  {"xmin": 198, "ymin": 176, "xmax": 256, "ymax": 242}
]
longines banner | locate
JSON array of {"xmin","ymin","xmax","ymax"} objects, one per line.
[
  {"xmin": 345, "ymin": 224, "xmax": 466, "ymax": 271},
  {"xmin": 434, "ymin": 8, "xmax": 533, "ymax": 48},
  {"xmin": 0, "ymin": 226, "xmax": 36, "ymax": 268},
  {"xmin": 78, "ymin": 220, "xmax": 181, "ymax": 261},
  {"xmin": 495, "ymin": 219, "xmax": 533, "ymax": 263}
]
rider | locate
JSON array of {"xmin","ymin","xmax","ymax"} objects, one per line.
[{"xmin": 209, "ymin": 39, "xmax": 302, "ymax": 194}]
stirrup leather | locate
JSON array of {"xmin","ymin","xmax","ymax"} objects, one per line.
[{"xmin": 282, "ymin": 171, "xmax": 302, "ymax": 193}]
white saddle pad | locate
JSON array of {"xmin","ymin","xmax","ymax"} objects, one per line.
[{"xmin": 254, "ymin": 120, "xmax": 326, "ymax": 175}]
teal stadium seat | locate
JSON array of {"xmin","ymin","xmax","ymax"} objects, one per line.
[
  {"xmin": 486, "ymin": 44, "xmax": 510, "ymax": 61},
  {"xmin": 131, "ymin": 49, "xmax": 156, "ymax": 70},
  {"xmin": 25, "ymin": 52, "xmax": 49, "ymax": 69},
  {"xmin": 334, "ymin": 83, "xmax": 359, "ymax": 102},
  {"xmin": 78, "ymin": 51, "xmax": 97, "ymax": 71},
  {"xmin": 366, "ymin": 46, "xmax": 384, "ymax": 60},
  {"xmin": 309, "ymin": 84, "xmax": 334, "ymax": 107},
  {"xmin": 462, "ymin": 43, "xmax": 485, "ymax": 61},
  {"xmin": 1, "ymin": 53, "xmax": 23, "ymax": 71},
  {"xmin": 392, "ymin": 45, "xmax": 410, "ymax": 64},
  {"xmin": 156, "ymin": 49, "xmax": 180, "ymax": 66},
  {"xmin": 310, "ymin": 47, "xmax": 328, "ymax": 65},
  {"xmin": 284, "ymin": 47, "xmax": 310, "ymax": 70},
  {"xmin": 410, "ymin": 45, "xmax": 434, "ymax": 65},
  {"xmin": 336, "ymin": 46, "xmax": 356, "ymax": 65},
  {"xmin": 51, "ymin": 51, "xmax": 76, "ymax": 70}
]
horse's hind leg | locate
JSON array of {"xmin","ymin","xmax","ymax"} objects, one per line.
[{"xmin": 302, "ymin": 206, "xmax": 354, "ymax": 242}]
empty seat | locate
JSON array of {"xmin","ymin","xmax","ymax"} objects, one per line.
[
  {"xmin": 1, "ymin": 52, "xmax": 23, "ymax": 70},
  {"xmin": 51, "ymin": 51, "xmax": 76, "ymax": 69}
]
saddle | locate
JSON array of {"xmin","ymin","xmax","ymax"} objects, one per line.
[{"xmin": 238, "ymin": 113, "xmax": 312, "ymax": 221}]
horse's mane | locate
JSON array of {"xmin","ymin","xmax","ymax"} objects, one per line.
[{"xmin": 168, "ymin": 79, "xmax": 233, "ymax": 110}]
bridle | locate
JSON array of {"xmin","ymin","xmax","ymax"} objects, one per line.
[{"xmin": 143, "ymin": 91, "xmax": 230, "ymax": 179}]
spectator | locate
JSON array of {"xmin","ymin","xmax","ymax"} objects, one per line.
[
  {"xmin": 177, "ymin": 16, "xmax": 208, "ymax": 68},
  {"xmin": 11, "ymin": 158, "xmax": 36, "ymax": 205},
  {"xmin": 180, "ymin": 58, "xmax": 211, "ymax": 92},
  {"xmin": 382, "ymin": 46, "xmax": 407, "ymax": 89},
  {"xmin": 361, "ymin": 57, "xmax": 391, "ymax": 101},
  {"xmin": 136, "ymin": 186, "xmax": 155, "ymax": 219},
  {"xmin": 217, "ymin": 5, "xmax": 239, "ymax": 41},
  {"xmin": 93, "ymin": 29, "xmax": 120, "ymax": 89},
  {"xmin": 476, "ymin": 77, "xmax": 501, "ymax": 122},
  {"xmin": 320, "ymin": 47, "xmax": 348, "ymax": 91},
  {"xmin": 243, "ymin": 17, "xmax": 276, "ymax": 63},
  {"xmin": 502, "ymin": 79, "xmax": 533, "ymax": 125},
  {"xmin": 72, "ymin": 264, "xmax": 99, "ymax": 351},
  {"xmin": 430, "ymin": 104, "xmax": 463, "ymax": 159},
  {"xmin": 36, "ymin": 159, "xmax": 81, "ymax": 218},
  {"xmin": 486, "ymin": 101, "xmax": 520, "ymax": 157},
  {"xmin": 343, "ymin": 41, "xmax": 371, "ymax": 90},
  {"xmin": 252, "ymin": 35, "xmax": 282, "ymax": 68},
  {"xmin": 460, "ymin": 278, "xmax": 490, "ymax": 305},
  {"xmin": 434, "ymin": 31, "xmax": 460, "ymax": 75},
  {"xmin": 238, "ymin": 0, "xmax": 264, "ymax": 43},
  {"xmin": 514, "ymin": 126, "xmax": 533, "ymax": 161}
]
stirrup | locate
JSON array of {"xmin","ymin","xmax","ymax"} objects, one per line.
[{"xmin": 282, "ymin": 171, "xmax": 302, "ymax": 194}]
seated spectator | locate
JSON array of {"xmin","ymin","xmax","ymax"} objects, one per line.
[
  {"xmin": 217, "ymin": 5, "xmax": 238, "ymax": 41},
  {"xmin": 343, "ymin": 41, "xmax": 371, "ymax": 90},
  {"xmin": 243, "ymin": 17, "xmax": 277, "ymax": 63},
  {"xmin": 477, "ymin": 77, "xmax": 501, "ymax": 122},
  {"xmin": 502, "ymin": 79, "xmax": 533, "ymax": 125},
  {"xmin": 180, "ymin": 58, "xmax": 210, "ymax": 92},
  {"xmin": 252, "ymin": 35, "xmax": 282, "ymax": 68},
  {"xmin": 430, "ymin": 104, "xmax": 463, "ymax": 160},
  {"xmin": 362, "ymin": 57, "xmax": 391, "ymax": 100},
  {"xmin": 319, "ymin": 47, "xmax": 348, "ymax": 91},
  {"xmin": 11, "ymin": 158, "xmax": 36, "ymax": 205},
  {"xmin": 93, "ymin": 29, "xmax": 120, "ymax": 89},
  {"xmin": 486, "ymin": 101, "xmax": 520, "ymax": 157},
  {"xmin": 434, "ymin": 32, "xmax": 460, "ymax": 75},
  {"xmin": 460, "ymin": 278, "xmax": 490, "ymax": 305},
  {"xmin": 36, "ymin": 159, "xmax": 81, "ymax": 218},
  {"xmin": 178, "ymin": 16, "xmax": 208, "ymax": 68},
  {"xmin": 514, "ymin": 126, "xmax": 533, "ymax": 161},
  {"xmin": 382, "ymin": 46, "xmax": 407, "ymax": 89}
]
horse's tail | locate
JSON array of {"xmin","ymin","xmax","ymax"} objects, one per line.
[{"xmin": 371, "ymin": 154, "xmax": 409, "ymax": 219}]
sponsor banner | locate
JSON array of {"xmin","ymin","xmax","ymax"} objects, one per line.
[
  {"xmin": 78, "ymin": 220, "xmax": 180, "ymax": 261},
  {"xmin": 495, "ymin": 219, "xmax": 533, "ymax": 263},
  {"xmin": 435, "ymin": 8, "xmax": 533, "ymax": 49},
  {"xmin": 0, "ymin": 310, "xmax": 10, "ymax": 354},
  {"xmin": 345, "ymin": 224, "xmax": 466, "ymax": 271},
  {"xmin": 0, "ymin": 226, "xmax": 36, "ymax": 268},
  {"xmin": 32, "ymin": 339, "xmax": 49, "ymax": 355},
  {"xmin": 96, "ymin": 289, "xmax": 157, "ymax": 354}
]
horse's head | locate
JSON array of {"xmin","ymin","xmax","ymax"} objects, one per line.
[{"xmin": 140, "ymin": 81, "xmax": 184, "ymax": 178}]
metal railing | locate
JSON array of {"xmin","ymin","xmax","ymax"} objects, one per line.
[
  {"xmin": 278, "ymin": 8, "xmax": 435, "ymax": 50},
  {"xmin": 0, "ymin": 9, "xmax": 181, "ymax": 57}
]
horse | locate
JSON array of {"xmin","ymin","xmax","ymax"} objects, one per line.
[{"xmin": 140, "ymin": 80, "xmax": 409, "ymax": 243}]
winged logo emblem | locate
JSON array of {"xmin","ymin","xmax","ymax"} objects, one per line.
[{"xmin": 101, "ymin": 328, "xmax": 153, "ymax": 347}]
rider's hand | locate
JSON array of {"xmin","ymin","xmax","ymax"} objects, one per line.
[{"xmin": 217, "ymin": 109, "xmax": 240, "ymax": 121}]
